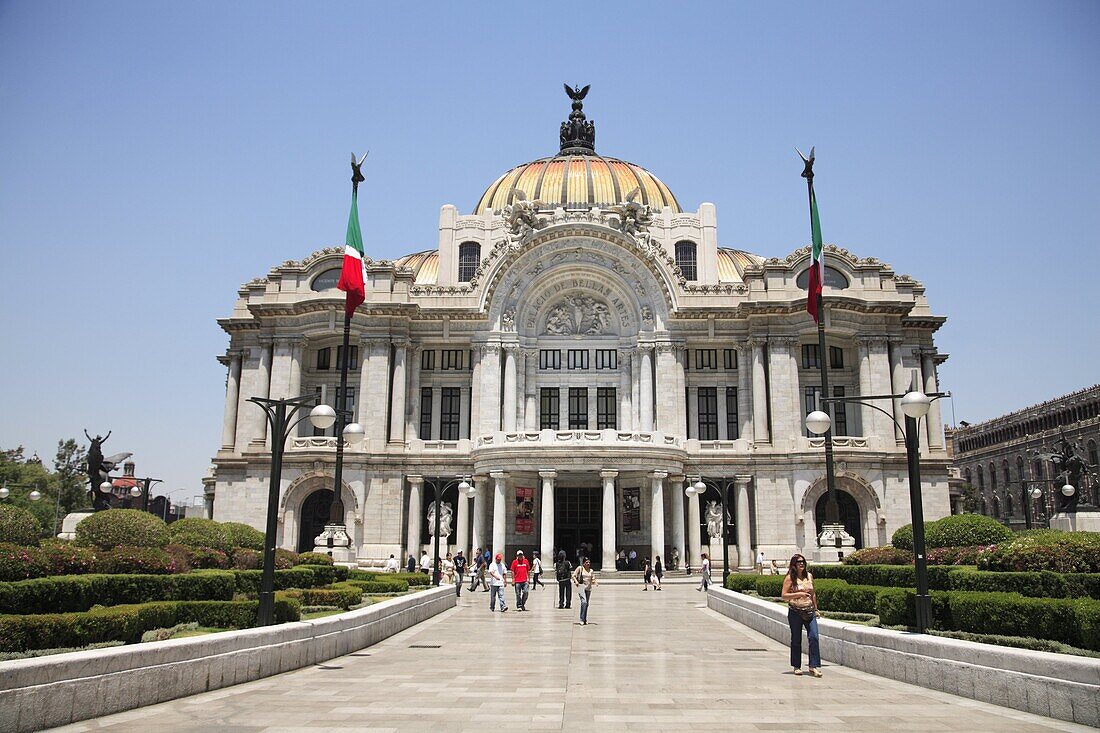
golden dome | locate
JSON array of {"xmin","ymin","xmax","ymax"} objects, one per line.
[
  {"xmin": 395, "ymin": 249, "xmax": 438, "ymax": 285},
  {"xmin": 475, "ymin": 155, "xmax": 681, "ymax": 215},
  {"xmin": 717, "ymin": 248, "xmax": 763, "ymax": 283}
]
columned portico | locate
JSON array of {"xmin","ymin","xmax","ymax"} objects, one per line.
[
  {"xmin": 406, "ymin": 475, "xmax": 423, "ymax": 559},
  {"xmin": 600, "ymin": 470, "xmax": 617, "ymax": 571},
  {"xmin": 491, "ymin": 471, "xmax": 507, "ymax": 555},
  {"xmin": 220, "ymin": 350, "xmax": 242, "ymax": 450},
  {"xmin": 735, "ymin": 475, "xmax": 753, "ymax": 568},
  {"xmin": 650, "ymin": 470, "xmax": 667, "ymax": 563},
  {"xmin": 389, "ymin": 340, "xmax": 407, "ymax": 444},
  {"xmin": 670, "ymin": 473, "xmax": 686, "ymax": 570},
  {"xmin": 503, "ymin": 344, "xmax": 518, "ymax": 431},
  {"xmin": 639, "ymin": 345, "xmax": 654, "ymax": 431},
  {"xmin": 539, "ymin": 470, "xmax": 556, "ymax": 562}
]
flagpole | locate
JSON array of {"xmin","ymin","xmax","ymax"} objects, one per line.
[
  {"xmin": 328, "ymin": 304, "xmax": 351, "ymax": 525},
  {"xmin": 801, "ymin": 153, "xmax": 840, "ymax": 527}
]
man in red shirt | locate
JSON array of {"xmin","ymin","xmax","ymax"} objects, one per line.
[{"xmin": 510, "ymin": 550, "xmax": 531, "ymax": 611}]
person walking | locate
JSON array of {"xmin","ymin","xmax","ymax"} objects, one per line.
[
  {"xmin": 406, "ymin": 554, "xmax": 417, "ymax": 573},
  {"xmin": 453, "ymin": 550, "xmax": 467, "ymax": 598},
  {"xmin": 419, "ymin": 551, "xmax": 431, "ymax": 575},
  {"xmin": 642, "ymin": 557, "xmax": 653, "ymax": 591},
  {"xmin": 554, "ymin": 550, "xmax": 573, "ymax": 609},
  {"xmin": 653, "ymin": 554, "xmax": 663, "ymax": 591},
  {"xmin": 781, "ymin": 554, "xmax": 821, "ymax": 677},
  {"xmin": 469, "ymin": 548, "xmax": 483, "ymax": 591},
  {"xmin": 510, "ymin": 550, "xmax": 531, "ymax": 611},
  {"xmin": 697, "ymin": 552, "xmax": 712, "ymax": 592},
  {"xmin": 628, "ymin": 548, "xmax": 638, "ymax": 570},
  {"xmin": 531, "ymin": 551, "xmax": 545, "ymax": 590},
  {"xmin": 572, "ymin": 557, "xmax": 597, "ymax": 625},
  {"xmin": 442, "ymin": 552, "xmax": 455, "ymax": 584},
  {"xmin": 384, "ymin": 554, "xmax": 398, "ymax": 573},
  {"xmin": 487, "ymin": 552, "xmax": 508, "ymax": 612}
]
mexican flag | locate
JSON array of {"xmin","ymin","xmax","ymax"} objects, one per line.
[
  {"xmin": 336, "ymin": 193, "xmax": 365, "ymax": 317},
  {"xmin": 806, "ymin": 186, "xmax": 824, "ymax": 322}
]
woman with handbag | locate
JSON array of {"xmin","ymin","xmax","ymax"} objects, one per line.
[{"xmin": 781, "ymin": 554, "xmax": 822, "ymax": 677}]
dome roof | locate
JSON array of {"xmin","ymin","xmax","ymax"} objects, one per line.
[
  {"xmin": 475, "ymin": 155, "xmax": 681, "ymax": 215},
  {"xmin": 395, "ymin": 249, "xmax": 438, "ymax": 285}
]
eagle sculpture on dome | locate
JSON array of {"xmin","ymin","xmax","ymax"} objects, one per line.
[
  {"xmin": 564, "ymin": 83, "xmax": 590, "ymax": 102},
  {"xmin": 502, "ymin": 189, "xmax": 547, "ymax": 241},
  {"xmin": 610, "ymin": 186, "xmax": 654, "ymax": 243}
]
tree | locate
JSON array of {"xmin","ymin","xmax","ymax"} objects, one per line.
[
  {"xmin": 0, "ymin": 444, "xmax": 53, "ymax": 535},
  {"xmin": 53, "ymin": 438, "xmax": 89, "ymax": 513},
  {"xmin": 959, "ymin": 482, "xmax": 982, "ymax": 514}
]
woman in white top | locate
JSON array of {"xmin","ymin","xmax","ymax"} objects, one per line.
[
  {"xmin": 442, "ymin": 552, "xmax": 455, "ymax": 584},
  {"xmin": 572, "ymin": 557, "xmax": 597, "ymax": 625},
  {"xmin": 531, "ymin": 551, "xmax": 545, "ymax": 589}
]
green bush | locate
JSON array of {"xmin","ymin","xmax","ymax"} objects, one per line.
[
  {"xmin": 926, "ymin": 514, "xmax": 1012, "ymax": 549},
  {"xmin": 978, "ymin": 532, "xmax": 1100, "ymax": 573},
  {"xmin": 275, "ymin": 548, "xmax": 299, "ymax": 568},
  {"xmin": 0, "ymin": 597, "xmax": 300, "ymax": 652},
  {"xmin": 349, "ymin": 570, "xmax": 429, "ymax": 587},
  {"xmin": 220, "ymin": 522, "xmax": 264, "ymax": 551},
  {"xmin": 283, "ymin": 584, "xmax": 361, "ymax": 610},
  {"xmin": 754, "ymin": 576, "xmax": 784, "ymax": 597},
  {"xmin": 298, "ymin": 552, "xmax": 334, "ymax": 566},
  {"xmin": 232, "ymin": 548, "xmax": 262, "ymax": 570},
  {"xmin": 75, "ymin": 510, "xmax": 169, "ymax": 550},
  {"xmin": 0, "ymin": 571, "xmax": 236, "ymax": 614},
  {"xmin": 946, "ymin": 568, "xmax": 1066, "ymax": 598},
  {"xmin": 813, "ymin": 580, "xmax": 882, "ymax": 614},
  {"xmin": 724, "ymin": 574, "xmax": 761, "ymax": 592},
  {"xmin": 188, "ymin": 547, "xmax": 230, "ymax": 569},
  {"xmin": 891, "ymin": 525, "xmax": 914, "ymax": 551},
  {"xmin": 165, "ymin": 544, "xmax": 193, "ymax": 573},
  {"xmin": 168, "ymin": 518, "xmax": 232, "ymax": 553},
  {"xmin": 232, "ymin": 567, "xmax": 319, "ymax": 594},
  {"xmin": 38, "ymin": 540, "xmax": 97, "ymax": 575},
  {"xmin": 841, "ymin": 546, "xmax": 914, "ymax": 566},
  {"xmin": 0, "ymin": 544, "xmax": 48, "ymax": 581},
  {"xmin": 345, "ymin": 578, "xmax": 409, "ymax": 594},
  {"xmin": 0, "ymin": 504, "xmax": 42, "ymax": 546},
  {"xmin": 926, "ymin": 545, "xmax": 986, "ymax": 565},
  {"xmin": 1064, "ymin": 574, "xmax": 1100, "ymax": 600},
  {"xmin": 92, "ymin": 547, "xmax": 176, "ymax": 574}
]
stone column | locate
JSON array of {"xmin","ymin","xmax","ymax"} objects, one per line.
[
  {"xmin": 389, "ymin": 340, "xmax": 407, "ymax": 443},
  {"xmin": 655, "ymin": 343, "xmax": 677, "ymax": 434},
  {"xmin": 670, "ymin": 473, "xmax": 686, "ymax": 571},
  {"xmin": 767, "ymin": 338, "xmax": 797, "ymax": 441},
  {"xmin": 220, "ymin": 350, "xmax": 242, "ymax": 450},
  {"xmin": 406, "ymin": 475, "xmax": 423, "ymax": 560},
  {"xmin": 491, "ymin": 471, "xmax": 507, "ymax": 556},
  {"xmin": 288, "ymin": 340, "xmax": 302, "ymax": 399},
  {"xmin": 406, "ymin": 345, "xmax": 421, "ymax": 442},
  {"xmin": 639, "ymin": 344, "xmax": 654, "ymax": 431},
  {"xmin": 650, "ymin": 471, "xmax": 667, "ymax": 563},
  {"xmin": 922, "ymin": 351, "xmax": 944, "ymax": 450},
  {"xmin": 469, "ymin": 346, "xmax": 482, "ymax": 437},
  {"xmin": 857, "ymin": 337, "xmax": 874, "ymax": 438},
  {"xmin": 479, "ymin": 345, "xmax": 502, "ymax": 435},
  {"xmin": 600, "ymin": 470, "xmax": 618, "ymax": 571},
  {"xmin": 751, "ymin": 340, "xmax": 769, "ymax": 443},
  {"xmin": 869, "ymin": 337, "xmax": 893, "ymax": 440},
  {"xmin": 360, "ymin": 337, "xmax": 389, "ymax": 444},
  {"xmin": 630, "ymin": 349, "xmax": 641, "ymax": 430},
  {"xmin": 502, "ymin": 344, "xmax": 518, "ymax": 431},
  {"xmin": 539, "ymin": 470, "xmax": 556, "ymax": 562},
  {"xmin": 251, "ymin": 340, "xmax": 273, "ymax": 447},
  {"xmin": 456, "ymin": 489, "xmax": 469, "ymax": 560},
  {"xmin": 523, "ymin": 349, "xmax": 538, "ymax": 430},
  {"xmin": 471, "ymin": 476, "xmax": 487, "ymax": 558},
  {"xmin": 735, "ymin": 475, "xmax": 753, "ymax": 569},
  {"xmin": 619, "ymin": 351, "xmax": 632, "ymax": 430},
  {"xmin": 674, "ymin": 345, "xmax": 689, "ymax": 436},
  {"xmin": 558, "ymin": 386, "xmax": 568, "ymax": 430},
  {"xmin": 737, "ymin": 344, "xmax": 753, "ymax": 440},
  {"xmin": 888, "ymin": 338, "xmax": 906, "ymax": 444},
  {"xmin": 687, "ymin": 481, "xmax": 702, "ymax": 570}
]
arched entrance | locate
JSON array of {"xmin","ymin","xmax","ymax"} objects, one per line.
[
  {"xmin": 297, "ymin": 489, "xmax": 333, "ymax": 552},
  {"xmin": 814, "ymin": 491, "xmax": 863, "ymax": 550}
]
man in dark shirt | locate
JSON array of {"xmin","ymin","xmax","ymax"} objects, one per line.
[
  {"xmin": 555, "ymin": 550, "xmax": 573, "ymax": 609},
  {"xmin": 453, "ymin": 550, "xmax": 467, "ymax": 598}
]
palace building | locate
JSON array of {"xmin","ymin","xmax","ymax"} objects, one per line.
[{"xmin": 208, "ymin": 91, "xmax": 952, "ymax": 569}]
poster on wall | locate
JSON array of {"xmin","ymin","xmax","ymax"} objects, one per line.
[
  {"xmin": 515, "ymin": 486, "xmax": 534, "ymax": 534},
  {"xmin": 622, "ymin": 487, "xmax": 641, "ymax": 532}
]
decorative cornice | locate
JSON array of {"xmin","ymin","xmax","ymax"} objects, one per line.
[{"xmin": 599, "ymin": 469, "xmax": 619, "ymax": 479}]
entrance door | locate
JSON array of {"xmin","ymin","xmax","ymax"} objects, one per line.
[
  {"xmin": 298, "ymin": 489, "xmax": 333, "ymax": 552},
  {"xmin": 554, "ymin": 486, "xmax": 603, "ymax": 569},
  {"xmin": 814, "ymin": 490, "xmax": 863, "ymax": 549}
]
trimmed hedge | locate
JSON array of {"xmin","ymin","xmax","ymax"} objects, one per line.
[
  {"xmin": 0, "ymin": 504, "xmax": 41, "ymax": 546},
  {"xmin": 75, "ymin": 509, "xmax": 169, "ymax": 550},
  {"xmin": 892, "ymin": 514, "xmax": 1011, "ymax": 551},
  {"xmin": 298, "ymin": 552, "xmax": 334, "ymax": 566},
  {"xmin": 809, "ymin": 563, "xmax": 1100, "ymax": 599},
  {"xmin": 220, "ymin": 522, "xmax": 264, "ymax": 551},
  {"xmin": 345, "ymin": 578, "xmax": 409, "ymax": 594},
  {"xmin": 38, "ymin": 540, "xmax": 97, "ymax": 575},
  {"xmin": 977, "ymin": 532, "xmax": 1100, "ymax": 573},
  {"xmin": 283, "ymin": 584, "xmax": 362, "ymax": 610},
  {"xmin": 349, "ymin": 570, "xmax": 429, "ymax": 587},
  {"xmin": 232, "ymin": 567, "xmax": 319, "ymax": 594},
  {"xmin": 0, "ymin": 598, "xmax": 300, "ymax": 652},
  {"xmin": 93, "ymin": 547, "xmax": 177, "ymax": 574},
  {"xmin": 231, "ymin": 548, "xmax": 262, "ymax": 570},
  {"xmin": 0, "ymin": 543, "xmax": 49, "ymax": 582},
  {"xmin": 0, "ymin": 571, "xmax": 236, "ymax": 614},
  {"xmin": 168, "ymin": 518, "xmax": 232, "ymax": 553},
  {"xmin": 841, "ymin": 546, "xmax": 914, "ymax": 566},
  {"xmin": 188, "ymin": 547, "xmax": 231, "ymax": 570}
]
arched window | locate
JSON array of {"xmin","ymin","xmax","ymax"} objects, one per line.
[
  {"xmin": 989, "ymin": 463, "xmax": 997, "ymax": 491},
  {"xmin": 675, "ymin": 241, "xmax": 698, "ymax": 281},
  {"xmin": 1016, "ymin": 456, "xmax": 1026, "ymax": 483},
  {"xmin": 1002, "ymin": 460, "xmax": 1011, "ymax": 487},
  {"xmin": 1033, "ymin": 460, "xmax": 1044, "ymax": 480},
  {"xmin": 797, "ymin": 265, "xmax": 849, "ymax": 290},
  {"xmin": 458, "ymin": 242, "xmax": 480, "ymax": 283},
  {"xmin": 976, "ymin": 465, "xmax": 985, "ymax": 489},
  {"xmin": 1089, "ymin": 440, "xmax": 1098, "ymax": 469},
  {"xmin": 992, "ymin": 495, "xmax": 1001, "ymax": 518},
  {"xmin": 310, "ymin": 268, "xmax": 342, "ymax": 292},
  {"xmin": 964, "ymin": 468, "xmax": 972, "ymax": 485},
  {"xmin": 1006, "ymin": 494, "xmax": 1014, "ymax": 517}
]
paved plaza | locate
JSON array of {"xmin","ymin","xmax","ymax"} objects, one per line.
[{"xmin": 48, "ymin": 583, "xmax": 1091, "ymax": 733}]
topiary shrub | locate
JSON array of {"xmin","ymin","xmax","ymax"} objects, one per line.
[
  {"xmin": 283, "ymin": 584, "xmax": 362, "ymax": 610},
  {"xmin": 167, "ymin": 518, "xmax": 232, "ymax": 553},
  {"xmin": 841, "ymin": 546, "xmax": 914, "ymax": 566},
  {"xmin": 165, "ymin": 544, "xmax": 194, "ymax": 573},
  {"xmin": 298, "ymin": 552, "xmax": 334, "ymax": 566},
  {"xmin": 891, "ymin": 524, "xmax": 914, "ymax": 551},
  {"xmin": 231, "ymin": 548, "xmax": 262, "ymax": 570},
  {"xmin": 927, "ymin": 545, "xmax": 988, "ymax": 566},
  {"xmin": 274, "ymin": 548, "xmax": 299, "ymax": 568},
  {"xmin": 724, "ymin": 574, "xmax": 761, "ymax": 592},
  {"xmin": 220, "ymin": 522, "xmax": 264, "ymax": 551},
  {"xmin": 0, "ymin": 504, "xmax": 42, "ymax": 546},
  {"xmin": 92, "ymin": 547, "xmax": 176, "ymax": 574},
  {"xmin": 188, "ymin": 547, "xmax": 230, "ymax": 569},
  {"xmin": 926, "ymin": 514, "xmax": 1012, "ymax": 549},
  {"xmin": 345, "ymin": 578, "xmax": 409, "ymax": 594},
  {"xmin": 0, "ymin": 543, "xmax": 48, "ymax": 581},
  {"xmin": 75, "ymin": 509, "xmax": 169, "ymax": 550},
  {"xmin": 978, "ymin": 532, "xmax": 1100, "ymax": 573},
  {"xmin": 38, "ymin": 540, "xmax": 97, "ymax": 575}
]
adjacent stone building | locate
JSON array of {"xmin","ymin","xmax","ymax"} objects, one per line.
[{"xmin": 209, "ymin": 93, "xmax": 952, "ymax": 568}]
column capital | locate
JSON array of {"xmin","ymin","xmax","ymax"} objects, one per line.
[
  {"xmin": 502, "ymin": 342, "xmax": 520, "ymax": 354},
  {"xmin": 391, "ymin": 337, "xmax": 409, "ymax": 349},
  {"xmin": 655, "ymin": 342, "xmax": 675, "ymax": 355},
  {"xmin": 473, "ymin": 475, "xmax": 489, "ymax": 488},
  {"xmin": 734, "ymin": 474, "xmax": 753, "ymax": 487},
  {"xmin": 409, "ymin": 343, "xmax": 423, "ymax": 356},
  {"xmin": 359, "ymin": 334, "xmax": 389, "ymax": 347},
  {"xmin": 670, "ymin": 474, "xmax": 685, "ymax": 484},
  {"xmin": 769, "ymin": 335, "xmax": 800, "ymax": 347},
  {"xmin": 273, "ymin": 335, "xmax": 306, "ymax": 347},
  {"xmin": 257, "ymin": 335, "xmax": 275, "ymax": 346},
  {"xmin": 651, "ymin": 470, "xmax": 669, "ymax": 480},
  {"xmin": 538, "ymin": 470, "xmax": 558, "ymax": 480},
  {"xmin": 636, "ymin": 342, "xmax": 655, "ymax": 354},
  {"xmin": 599, "ymin": 469, "xmax": 619, "ymax": 480},
  {"xmin": 483, "ymin": 343, "xmax": 502, "ymax": 356},
  {"xmin": 406, "ymin": 475, "xmax": 424, "ymax": 488},
  {"xmin": 489, "ymin": 471, "xmax": 508, "ymax": 481}
]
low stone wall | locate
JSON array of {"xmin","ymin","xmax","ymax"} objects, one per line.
[
  {"xmin": 708, "ymin": 588, "xmax": 1100, "ymax": 727},
  {"xmin": 0, "ymin": 586, "xmax": 455, "ymax": 733}
]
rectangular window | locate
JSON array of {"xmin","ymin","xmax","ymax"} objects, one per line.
[
  {"xmin": 419, "ymin": 387, "xmax": 432, "ymax": 440},
  {"xmin": 441, "ymin": 349, "xmax": 463, "ymax": 370},
  {"xmin": 595, "ymin": 349, "xmax": 617, "ymax": 370},
  {"xmin": 567, "ymin": 349, "xmax": 589, "ymax": 370},
  {"xmin": 723, "ymin": 349, "xmax": 738, "ymax": 370},
  {"xmin": 540, "ymin": 388, "xmax": 560, "ymax": 429},
  {"xmin": 833, "ymin": 386, "xmax": 848, "ymax": 436},
  {"xmin": 539, "ymin": 349, "xmax": 561, "ymax": 370},
  {"xmin": 597, "ymin": 387, "xmax": 617, "ymax": 429},
  {"xmin": 804, "ymin": 386, "xmax": 848, "ymax": 436},
  {"xmin": 829, "ymin": 346, "xmax": 844, "ymax": 369},
  {"xmin": 317, "ymin": 386, "xmax": 355, "ymax": 438},
  {"xmin": 316, "ymin": 347, "xmax": 331, "ymax": 371},
  {"xmin": 440, "ymin": 387, "xmax": 461, "ymax": 440},
  {"xmin": 420, "ymin": 349, "xmax": 435, "ymax": 371},
  {"xmin": 568, "ymin": 388, "xmax": 588, "ymax": 429},
  {"xmin": 695, "ymin": 349, "xmax": 718, "ymax": 370},
  {"xmin": 698, "ymin": 387, "xmax": 718, "ymax": 440},
  {"xmin": 725, "ymin": 387, "xmax": 738, "ymax": 439},
  {"xmin": 336, "ymin": 345, "xmax": 358, "ymax": 371},
  {"xmin": 802, "ymin": 344, "xmax": 820, "ymax": 369}
]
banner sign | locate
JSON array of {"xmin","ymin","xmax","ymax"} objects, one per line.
[{"xmin": 515, "ymin": 486, "xmax": 534, "ymax": 534}]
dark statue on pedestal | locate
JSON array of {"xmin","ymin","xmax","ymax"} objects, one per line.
[
  {"xmin": 560, "ymin": 83, "xmax": 596, "ymax": 155},
  {"xmin": 84, "ymin": 430, "xmax": 132, "ymax": 511},
  {"xmin": 1041, "ymin": 432, "xmax": 1097, "ymax": 513}
]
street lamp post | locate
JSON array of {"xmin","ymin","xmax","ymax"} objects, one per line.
[
  {"xmin": 806, "ymin": 371, "xmax": 946, "ymax": 634},
  {"xmin": 307, "ymin": 403, "xmax": 365, "ymax": 560},
  {"xmin": 0, "ymin": 483, "xmax": 44, "ymax": 502},
  {"xmin": 249, "ymin": 394, "xmax": 335, "ymax": 626},
  {"xmin": 687, "ymin": 477, "xmax": 733, "ymax": 585},
  {"xmin": 421, "ymin": 477, "xmax": 467, "ymax": 586}
]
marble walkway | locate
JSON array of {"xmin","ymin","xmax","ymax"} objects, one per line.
[{"xmin": 48, "ymin": 582, "xmax": 1091, "ymax": 733}]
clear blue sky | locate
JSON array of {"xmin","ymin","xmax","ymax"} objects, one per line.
[{"xmin": 1, "ymin": 2, "xmax": 1097, "ymax": 500}]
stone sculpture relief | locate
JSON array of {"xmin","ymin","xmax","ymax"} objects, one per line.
[
  {"xmin": 705, "ymin": 500, "xmax": 724, "ymax": 540},
  {"xmin": 426, "ymin": 501, "xmax": 453, "ymax": 539},
  {"xmin": 542, "ymin": 295, "xmax": 614, "ymax": 336}
]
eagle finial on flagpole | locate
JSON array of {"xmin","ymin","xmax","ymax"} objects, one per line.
[
  {"xmin": 351, "ymin": 151, "xmax": 368, "ymax": 196},
  {"xmin": 796, "ymin": 146, "xmax": 815, "ymax": 180}
]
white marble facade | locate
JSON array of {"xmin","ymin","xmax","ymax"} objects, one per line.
[{"xmin": 210, "ymin": 123, "xmax": 951, "ymax": 569}]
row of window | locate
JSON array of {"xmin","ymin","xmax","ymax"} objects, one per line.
[
  {"xmin": 967, "ymin": 441, "xmax": 1100, "ymax": 491},
  {"xmin": 419, "ymin": 387, "xmax": 463, "ymax": 440},
  {"xmin": 538, "ymin": 349, "xmax": 618, "ymax": 370},
  {"xmin": 540, "ymin": 387, "xmax": 618, "ymax": 430},
  {"xmin": 694, "ymin": 387, "xmax": 738, "ymax": 440},
  {"xmin": 801, "ymin": 344, "xmax": 845, "ymax": 370},
  {"xmin": 420, "ymin": 349, "xmax": 469, "ymax": 371},
  {"xmin": 314, "ymin": 346, "xmax": 358, "ymax": 372}
]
